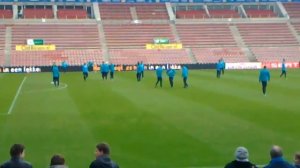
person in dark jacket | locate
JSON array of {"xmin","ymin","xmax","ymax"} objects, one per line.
[
  {"xmin": 294, "ymin": 152, "xmax": 300, "ymax": 168},
  {"xmin": 0, "ymin": 144, "xmax": 32, "ymax": 168},
  {"xmin": 89, "ymin": 142, "xmax": 119, "ymax": 168},
  {"xmin": 225, "ymin": 146, "xmax": 257, "ymax": 168},
  {"xmin": 264, "ymin": 145, "xmax": 294, "ymax": 168}
]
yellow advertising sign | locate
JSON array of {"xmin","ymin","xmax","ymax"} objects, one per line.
[
  {"xmin": 16, "ymin": 45, "xmax": 56, "ymax": 51},
  {"xmin": 146, "ymin": 43, "xmax": 182, "ymax": 50}
]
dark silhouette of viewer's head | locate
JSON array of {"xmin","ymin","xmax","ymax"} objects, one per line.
[
  {"xmin": 96, "ymin": 143, "xmax": 110, "ymax": 155},
  {"xmin": 50, "ymin": 154, "xmax": 65, "ymax": 166},
  {"xmin": 295, "ymin": 152, "xmax": 300, "ymax": 164},
  {"xmin": 270, "ymin": 145, "xmax": 283, "ymax": 159},
  {"xmin": 10, "ymin": 144, "xmax": 25, "ymax": 158}
]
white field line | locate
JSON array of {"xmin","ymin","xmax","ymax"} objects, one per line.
[{"xmin": 7, "ymin": 76, "xmax": 27, "ymax": 115}]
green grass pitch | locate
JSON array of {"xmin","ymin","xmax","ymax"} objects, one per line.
[{"xmin": 0, "ymin": 69, "xmax": 300, "ymax": 168}]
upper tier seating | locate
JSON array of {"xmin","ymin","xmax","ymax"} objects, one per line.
[
  {"xmin": 0, "ymin": 9, "xmax": 13, "ymax": 19},
  {"xmin": 175, "ymin": 10, "xmax": 208, "ymax": 19},
  {"xmin": 57, "ymin": 9, "xmax": 88, "ymax": 19},
  {"xmin": 11, "ymin": 24, "xmax": 101, "ymax": 50},
  {"xmin": 135, "ymin": 4, "xmax": 169, "ymax": 20},
  {"xmin": 99, "ymin": 4, "xmax": 132, "ymax": 20},
  {"xmin": 103, "ymin": 24, "xmax": 176, "ymax": 49},
  {"xmin": 283, "ymin": 3, "xmax": 300, "ymax": 18},
  {"xmin": 23, "ymin": 9, "xmax": 54, "ymax": 19},
  {"xmin": 246, "ymin": 9, "xmax": 276, "ymax": 18},
  {"xmin": 209, "ymin": 9, "xmax": 240, "ymax": 18},
  {"xmin": 176, "ymin": 24, "xmax": 236, "ymax": 47}
]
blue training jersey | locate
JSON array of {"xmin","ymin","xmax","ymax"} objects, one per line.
[
  {"xmin": 167, "ymin": 69, "xmax": 176, "ymax": 78},
  {"xmin": 182, "ymin": 66, "xmax": 188, "ymax": 78},
  {"xmin": 52, "ymin": 66, "xmax": 60, "ymax": 77},
  {"xmin": 282, "ymin": 63, "xmax": 286, "ymax": 71},
  {"xmin": 221, "ymin": 61, "xmax": 225, "ymax": 69},
  {"xmin": 156, "ymin": 67, "xmax": 163, "ymax": 77},
  {"xmin": 82, "ymin": 65, "xmax": 88, "ymax": 73},
  {"xmin": 259, "ymin": 69, "xmax": 270, "ymax": 82},
  {"xmin": 216, "ymin": 62, "xmax": 222, "ymax": 71},
  {"xmin": 110, "ymin": 64, "xmax": 115, "ymax": 72},
  {"xmin": 137, "ymin": 64, "xmax": 143, "ymax": 73},
  {"xmin": 101, "ymin": 64, "xmax": 109, "ymax": 73},
  {"xmin": 62, "ymin": 62, "xmax": 68, "ymax": 68}
]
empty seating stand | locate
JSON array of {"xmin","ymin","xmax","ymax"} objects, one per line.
[
  {"xmin": 99, "ymin": 4, "xmax": 132, "ymax": 20},
  {"xmin": 57, "ymin": 9, "xmax": 88, "ymax": 19},
  {"xmin": 10, "ymin": 49, "xmax": 103, "ymax": 66},
  {"xmin": 176, "ymin": 24, "xmax": 236, "ymax": 48},
  {"xmin": 209, "ymin": 9, "xmax": 240, "ymax": 18},
  {"xmin": 283, "ymin": 3, "xmax": 300, "ymax": 18},
  {"xmin": 291, "ymin": 22, "xmax": 300, "ymax": 35},
  {"xmin": 135, "ymin": 4, "xmax": 169, "ymax": 20},
  {"xmin": 237, "ymin": 23, "xmax": 298, "ymax": 47},
  {"xmin": 192, "ymin": 48, "xmax": 248, "ymax": 63},
  {"xmin": 0, "ymin": 9, "xmax": 13, "ymax": 19},
  {"xmin": 176, "ymin": 10, "xmax": 208, "ymax": 19},
  {"xmin": 109, "ymin": 49, "xmax": 191, "ymax": 65},
  {"xmin": 246, "ymin": 9, "xmax": 276, "ymax": 18},
  {"xmin": 251, "ymin": 47, "xmax": 300, "ymax": 62},
  {"xmin": 0, "ymin": 25, "xmax": 5, "ymax": 66},
  {"xmin": 23, "ymin": 9, "xmax": 54, "ymax": 19},
  {"xmin": 103, "ymin": 24, "xmax": 176, "ymax": 49},
  {"xmin": 11, "ymin": 24, "xmax": 101, "ymax": 50}
]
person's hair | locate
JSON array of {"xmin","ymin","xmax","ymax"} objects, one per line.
[
  {"xmin": 264, "ymin": 66, "xmax": 267, "ymax": 69},
  {"xmin": 270, "ymin": 145, "xmax": 283, "ymax": 158},
  {"xmin": 96, "ymin": 143, "xmax": 110, "ymax": 155},
  {"xmin": 10, "ymin": 144, "xmax": 25, "ymax": 157},
  {"xmin": 295, "ymin": 152, "xmax": 300, "ymax": 163},
  {"xmin": 50, "ymin": 154, "xmax": 65, "ymax": 166}
]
